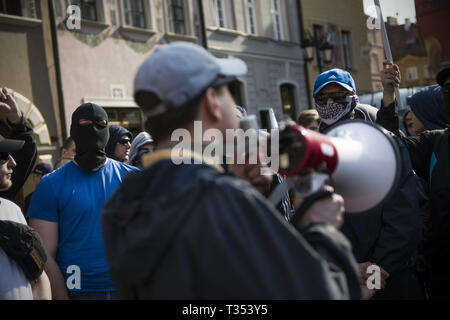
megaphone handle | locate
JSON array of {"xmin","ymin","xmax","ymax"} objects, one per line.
[{"xmin": 291, "ymin": 190, "xmax": 334, "ymax": 229}]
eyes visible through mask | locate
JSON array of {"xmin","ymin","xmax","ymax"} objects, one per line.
[
  {"xmin": 78, "ymin": 119, "xmax": 108, "ymax": 127},
  {"xmin": 313, "ymin": 91, "xmax": 354, "ymax": 105}
]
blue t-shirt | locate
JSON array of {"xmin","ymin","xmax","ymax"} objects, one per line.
[{"xmin": 27, "ymin": 159, "xmax": 139, "ymax": 292}]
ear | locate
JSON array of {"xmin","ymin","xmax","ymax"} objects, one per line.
[{"xmin": 202, "ymin": 88, "xmax": 222, "ymax": 121}]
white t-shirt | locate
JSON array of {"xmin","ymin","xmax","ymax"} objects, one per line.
[{"xmin": 0, "ymin": 197, "xmax": 33, "ymax": 300}]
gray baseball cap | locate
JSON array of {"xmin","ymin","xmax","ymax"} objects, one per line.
[{"xmin": 134, "ymin": 41, "xmax": 247, "ymax": 116}]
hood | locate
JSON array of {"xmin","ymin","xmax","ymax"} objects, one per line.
[
  {"xmin": 128, "ymin": 132, "xmax": 153, "ymax": 166},
  {"xmin": 409, "ymin": 85, "xmax": 450, "ymax": 130},
  {"xmin": 105, "ymin": 125, "xmax": 132, "ymax": 159}
]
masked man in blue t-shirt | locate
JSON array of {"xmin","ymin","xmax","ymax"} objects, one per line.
[{"xmin": 28, "ymin": 103, "xmax": 139, "ymax": 300}]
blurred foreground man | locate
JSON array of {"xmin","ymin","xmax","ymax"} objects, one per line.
[{"xmin": 101, "ymin": 42, "xmax": 361, "ymax": 299}]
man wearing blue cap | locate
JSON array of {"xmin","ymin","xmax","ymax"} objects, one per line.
[
  {"xmin": 313, "ymin": 68, "xmax": 424, "ymax": 300},
  {"xmin": 313, "ymin": 68, "xmax": 378, "ymax": 133},
  {"xmin": 101, "ymin": 42, "xmax": 362, "ymax": 299}
]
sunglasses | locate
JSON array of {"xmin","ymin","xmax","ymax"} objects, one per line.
[
  {"xmin": 0, "ymin": 152, "xmax": 10, "ymax": 162},
  {"xmin": 314, "ymin": 91, "xmax": 353, "ymax": 101},
  {"xmin": 118, "ymin": 138, "xmax": 131, "ymax": 146}
]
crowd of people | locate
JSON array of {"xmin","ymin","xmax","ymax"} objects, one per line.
[{"xmin": 0, "ymin": 41, "xmax": 449, "ymax": 300}]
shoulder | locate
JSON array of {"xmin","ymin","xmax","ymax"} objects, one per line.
[
  {"xmin": 355, "ymin": 104, "xmax": 378, "ymax": 119},
  {"xmin": 0, "ymin": 197, "xmax": 26, "ymax": 224},
  {"xmin": 107, "ymin": 158, "xmax": 140, "ymax": 172}
]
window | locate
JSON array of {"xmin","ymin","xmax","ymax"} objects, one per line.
[
  {"xmin": 341, "ymin": 30, "xmax": 353, "ymax": 70},
  {"xmin": 313, "ymin": 24, "xmax": 325, "ymax": 68},
  {"xmin": 229, "ymin": 0, "xmax": 236, "ymax": 30},
  {"xmin": 0, "ymin": 0, "xmax": 37, "ymax": 18},
  {"xmin": 167, "ymin": 0, "xmax": 186, "ymax": 34},
  {"xmin": 214, "ymin": 0, "xmax": 226, "ymax": 28},
  {"xmin": 0, "ymin": 0, "xmax": 22, "ymax": 16},
  {"xmin": 406, "ymin": 66, "xmax": 418, "ymax": 82},
  {"xmin": 371, "ymin": 54, "xmax": 380, "ymax": 74},
  {"xmin": 280, "ymin": 84, "xmax": 297, "ymax": 120},
  {"xmin": 70, "ymin": 0, "xmax": 98, "ymax": 21},
  {"xmin": 271, "ymin": 0, "xmax": 283, "ymax": 40},
  {"xmin": 244, "ymin": 0, "xmax": 256, "ymax": 35},
  {"xmin": 104, "ymin": 108, "xmax": 143, "ymax": 138},
  {"xmin": 122, "ymin": 0, "xmax": 147, "ymax": 28}
]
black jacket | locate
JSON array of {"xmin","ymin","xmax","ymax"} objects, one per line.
[
  {"xmin": 0, "ymin": 116, "xmax": 37, "ymax": 201},
  {"xmin": 377, "ymin": 103, "xmax": 450, "ymax": 271},
  {"xmin": 101, "ymin": 151, "xmax": 361, "ymax": 299},
  {"xmin": 320, "ymin": 103, "xmax": 422, "ymax": 276}
]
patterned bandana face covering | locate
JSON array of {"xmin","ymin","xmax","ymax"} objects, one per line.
[{"xmin": 315, "ymin": 95, "xmax": 359, "ymax": 125}]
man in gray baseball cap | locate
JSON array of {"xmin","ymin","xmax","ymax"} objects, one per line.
[{"xmin": 102, "ymin": 42, "xmax": 361, "ymax": 300}]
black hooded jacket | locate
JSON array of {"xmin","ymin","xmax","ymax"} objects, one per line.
[
  {"xmin": 105, "ymin": 125, "xmax": 132, "ymax": 159},
  {"xmin": 101, "ymin": 151, "xmax": 361, "ymax": 299},
  {"xmin": 377, "ymin": 103, "xmax": 450, "ymax": 272}
]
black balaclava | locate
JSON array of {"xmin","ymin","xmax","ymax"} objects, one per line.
[{"xmin": 70, "ymin": 103, "xmax": 109, "ymax": 173}]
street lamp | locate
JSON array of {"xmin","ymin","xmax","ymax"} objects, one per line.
[
  {"xmin": 320, "ymin": 41, "xmax": 334, "ymax": 66},
  {"xmin": 301, "ymin": 37, "xmax": 315, "ymax": 62},
  {"xmin": 302, "ymin": 34, "xmax": 334, "ymax": 73}
]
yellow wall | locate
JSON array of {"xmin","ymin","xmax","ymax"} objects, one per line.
[
  {"xmin": 301, "ymin": 0, "xmax": 373, "ymax": 98},
  {"xmin": 396, "ymin": 55, "xmax": 435, "ymax": 88}
]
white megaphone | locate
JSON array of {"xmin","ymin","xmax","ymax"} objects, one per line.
[{"xmin": 277, "ymin": 120, "xmax": 401, "ymax": 213}]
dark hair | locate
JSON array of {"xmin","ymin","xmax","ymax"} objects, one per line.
[{"xmin": 61, "ymin": 137, "xmax": 74, "ymax": 152}]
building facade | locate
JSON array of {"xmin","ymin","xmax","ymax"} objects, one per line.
[
  {"xmin": 202, "ymin": 0, "xmax": 309, "ymax": 122},
  {"xmin": 386, "ymin": 17, "xmax": 435, "ymax": 88},
  {"xmin": 367, "ymin": 27, "xmax": 384, "ymax": 92},
  {"xmin": 299, "ymin": 0, "xmax": 373, "ymax": 99},
  {"xmin": 53, "ymin": 0, "xmax": 202, "ymax": 138}
]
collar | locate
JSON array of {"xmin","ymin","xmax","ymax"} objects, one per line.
[{"xmin": 141, "ymin": 148, "xmax": 225, "ymax": 173}]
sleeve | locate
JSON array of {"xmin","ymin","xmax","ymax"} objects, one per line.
[
  {"xmin": 26, "ymin": 176, "xmax": 59, "ymax": 222},
  {"xmin": 400, "ymin": 131, "xmax": 437, "ymax": 181},
  {"xmin": 376, "ymin": 101, "xmax": 402, "ymax": 136},
  {"xmin": 376, "ymin": 103, "xmax": 437, "ymax": 181},
  {"xmin": 0, "ymin": 116, "xmax": 37, "ymax": 200},
  {"xmin": 370, "ymin": 137, "xmax": 422, "ymax": 274},
  {"xmin": 185, "ymin": 180, "xmax": 361, "ymax": 299}
]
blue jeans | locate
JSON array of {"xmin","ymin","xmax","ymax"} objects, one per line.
[{"xmin": 69, "ymin": 291, "xmax": 118, "ymax": 300}]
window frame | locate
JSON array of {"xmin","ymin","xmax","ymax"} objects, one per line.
[
  {"xmin": 166, "ymin": 0, "xmax": 187, "ymax": 35},
  {"xmin": 341, "ymin": 29, "xmax": 353, "ymax": 70},
  {"xmin": 271, "ymin": 0, "xmax": 284, "ymax": 41},
  {"xmin": 120, "ymin": 0, "xmax": 153, "ymax": 30},
  {"xmin": 68, "ymin": 0, "xmax": 103, "ymax": 22},
  {"xmin": 214, "ymin": 0, "xmax": 227, "ymax": 29},
  {"xmin": 244, "ymin": 0, "xmax": 257, "ymax": 35}
]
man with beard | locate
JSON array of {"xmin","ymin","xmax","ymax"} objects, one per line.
[
  {"xmin": 379, "ymin": 63, "xmax": 450, "ymax": 299},
  {"xmin": 27, "ymin": 103, "xmax": 139, "ymax": 300}
]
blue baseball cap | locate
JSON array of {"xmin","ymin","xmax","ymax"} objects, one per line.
[
  {"xmin": 313, "ymin": 68, "xmax": 356, "ymax": 94},
  {"xmin": 134, "ymin": 42, "xmax": 247, "ymax": 116}
]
